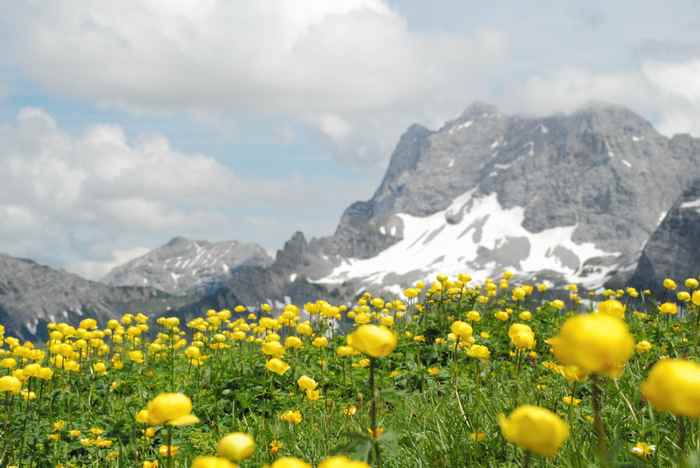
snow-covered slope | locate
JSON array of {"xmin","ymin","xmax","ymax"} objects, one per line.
[
  {"xmin": 274, "ymin": 102, "xmax": 700, "ymax": 294},
  {"xmin": 319, "ymin": 190, "xmax": 619, "ymax": 293},
  {"xmin": 103, "ymin": 237, "xmax": 273, "ymax": 295}
]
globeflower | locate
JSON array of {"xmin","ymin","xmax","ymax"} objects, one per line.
[
  {"xmin": 0, "ymin": 375, "xmax": 21, "ymax": 394},
  {"xmin": 597, "ymin": 299, "xmax": 625, "ymax": 319},
  {"xmin": 297, "ymin": 375, "xmax": 318, "ymax": 392},
  {"xmin": 663, "ymin": 278, "xmax": 677, "ymax": 290},
  {"xmin": 450, "ymin": 321, "xmax": 473, "ymax": 341},
  {"xmin": 269, "ymin": 457, "xmax": 312, "ymax": 468},
  {"xmin": 548, "ymin": 313, "xmax": 634, "ymax": 378},
  {"xmin": 318, "ymin": 455, "xmax": 370, "ymax": 468},
  {"xmin": 191, "ymin": 456, "xmax": 237, "ymax": 468},
  {"xmin": 508, "ymin": 324, "xmax": 536, "ymax": 350},
  {"xmin": 265, "ymin": 358, "xmax": 290, "ymax": 376},
  {"xmin": 659, "ymin": 302, "xmax": 678, "ymax": 315},
  {"xmin": 279, "ymin": 410, "xmax": 303, "ymax": 424},
  {"xmin": 641, "ymin": 359, "xmax": 700, "ymax": 417},
  {"xmin": 635, "ymin": 340, "xmax": 652, "ymax": 353},
  {"xmin": 143, "ymin": 393, "xmax": 199, "ymax": 426},
  {"xmin": 347, "ymin": 325, "xmax": 397, "ymax": 358},
  {"xmin": 498, "ymin": 405, "xmax": 569, "ymax": 457},
  {"xmin": 217, "ymin": 432, "xmax": 255, "ymax": 462},
  {"xmin": 466, "ymin": 344, "xmax": 490, "ymax": 360}
]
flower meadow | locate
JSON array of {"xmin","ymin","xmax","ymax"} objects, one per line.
[{"xmin": 3, "ymin": 273, "xmax": 700, "ymax": 467}]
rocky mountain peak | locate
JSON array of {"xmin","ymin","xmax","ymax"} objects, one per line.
[{"xmin": 103, "ymin": 237, "xmax": 272, "ymax": 295}]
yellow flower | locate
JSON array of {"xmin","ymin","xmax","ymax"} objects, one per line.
[
  {"xmin": 191, "ymin": 456, "xmax": 237, "ymax": 468},
  {"xmin": 347, "ymin": 325, "xmax": 397, "ymax": 358},
  {"xmin": 143, "ymin": 461, "xmax": 159, "ymax": 468},
  {"xmin": 466, "ymin": 310, "xmax": 481, "ymax": 322},
  {"xmin": 659, "ymin": 302, "xmax": 678, "ymax": 315},
  {"xmin": 279, "ymin": 410, "xmax": 302, "ymax": 424},
  {"xmin": 318, "ymin": 456, "xmax": 370, "ymax": 468},
  {"xmin": 641, "ymin": 359, "xmax": 700, "ymax": 417},
  {"xmin": 663, "ymin": 278, "xmax": 677, "ymax": 290},
  {"xmin": 262, "ymin": 341, "xmax": 285, "ymax": 358},
  {"xmin": 466, "ymin": 344, "xmax": 490, "ymax": 360},
  {"xmin": 562, "ymin": 396, "xmax": 581, "ymax": 406},
  {"xmin": 550, "ymin": 299, "xmax": 565, "ymax": 310},
  {"xmin": 685, "ymin": 278, "xmax": 699, "ymax": 290},
  {"xmin": 284, "ymin": 336, "xmax": 303, "ymax": 349},
  {"xmin": 343, "ymin": 404, "xmax": 357, "ymax": 417},
  {"xmin": 508, "ymin": 323, "xmax": 536, "ymax": 350},
  {"xmin": 548, "ymin": 314, "xmax": 634, "ymax": 378},
  {"xmin": 270, "ymin": 439, "xmax": 284, "ymax": 454},
  {"xmin": 518, "ymin": 311, "xmax": 532, "ymax": 321},
  {"xmin": 217, "ymin": 432, "xmax": 255, "ymax": 462},
  {"xmin": 312, "ymin": 337, "xmax": 329, "ymax": 348},
  {"xmin": 427, "ymin": 367, "xmax": 440, "ymax": 376},
  {"xmin": 269, "ymin": 457, "xmax": 311, "ymax": 468},
  {"xmin": 498, "ymin": 405, "xmax": 569, "ymax": 457},
  {"xmin": 693, "ymin": 290, "xmax": 700, "ymax": 306},
  {"xmin": 296, "ymin": 375, "xmax": 318, "ymax": 392},
  {"xmin": 678, "ymin": 291, "xmax": 691, "ymax": 302},
  {"xmin": 512, "ymin": 287, "xmax": 527, "ymax": 301},
  {"xmin": 597, "ymin": 299, "xmax": 625, "ymax": 319},
  {"xmin": 635, "ymin": 340, "xmax": 652, "ymax": 353},
  {"xmin": 265, "ymin": 358, "xmax": 290, "ymax": 376},
  {"xmin": 630, "ymin": 442, "xmax": 656, "ymax": 459},
  {"xmin": 0, "ymin": 375, "xmax": 21, "ymax": 394},
  {"xmin": 145, "ymin": 393, "xmax": 199, "ymax": 426},
  {"xmin": 450, "ymin": 321, "xmax": 473, "ymax": 341},
  {"xmin": 159, "ymin": 445, "xmax": 179, "ymax": 457},
  {"xmin": 469, "ymin": 431, "xmax": 486, "ymax": 442},
  {"xmin": 128, "ymin": 350, "xmax": 144, "ymax": 364},
  {"xmin": 494, "ymin": 311, "xmax": 509, "ymax": 321}
]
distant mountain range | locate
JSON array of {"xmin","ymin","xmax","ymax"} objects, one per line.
[{"xmin": 3, "ymin": 101, "xmax": 700, "ymax": 339}]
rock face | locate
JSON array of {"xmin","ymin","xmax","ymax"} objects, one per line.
[
  {"xmin": 630, "ymin": 176, "xmax": 700, "ymax": 290},
  {"xmin": 0, "ymin": 254, "xmax": 193, "ymax": 340},
  {"xmin": 103, "ymin": 237, "xmax": 272, "ymax": 295},
  {"xmin": 289, "ymin": 102, "xmax": 700, "ymax": 293},
  {"xmin": 193, "ymin": 102, "xmax": 700, "ymax": 302},
  {"xmin": 4, "ymin": 101, "xmax": 700, "ymax": 339}
]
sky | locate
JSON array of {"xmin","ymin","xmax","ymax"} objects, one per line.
[{"xmin": 0, "ymin": 0, "xmax": 699, "ymax": 279}]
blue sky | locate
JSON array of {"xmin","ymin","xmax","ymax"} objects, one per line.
[{"xmin": 0, "ymin": 1, "xmax": 699, "ymax": 278}]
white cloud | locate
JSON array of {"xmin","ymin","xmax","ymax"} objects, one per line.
[
  {"xmin": 5, "ymin": 1, "xmax": 508, "ymax": 166},
  {"xmin": 68, "ymin": 247, "xmax": 151, "ymax": 280},
  {"xmin": 0, "ymin": 107, "xmax": 374, "ymax": 278},
  {"xmin": 0, "ymin": 107, "xmax": 246, "ymax": 278},
  {"xmin": 500, "ymin": 58, "xmax": 700, "ymax": 137}
]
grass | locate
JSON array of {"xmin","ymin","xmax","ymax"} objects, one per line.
[{"xmin": 0, "ymin": 277, "xmax": 698, "ymax": 467}]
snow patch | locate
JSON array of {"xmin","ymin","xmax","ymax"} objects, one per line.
[
  {"xmin": 449, "ymin": 120, "xmax": 473, "ymax": 134},
  {"xmin": 621, "ymin": 160, "xmax": 632, "ymax": 168},
  {"xmin": 680, "ymin": 199, "xmax": 700, "ymax": 210},
  {"xmin": 317, "ymin": 190, "xmax": 619, "ymax": 288},
  {"xmin": 632, "ymin": 136, "xmax": 643, "ymax": 142},
  {"xmin": 538, "ymin": 124, "xmax": 549, "ymax": 134},
  {"xmin": 390, "ymin": 226, "xmax": 397, "ymax": 237},
  {"xmin": 289, "ymin": 273, "xmax": 297, "ymax": 282},
  {"xmin": 171, "ymin": 272, "xmax": 181, "ymax": 283},
  {"xmin": 379, "ymin": 226, "xmax": 386, "ymax": 235},
  {"xmin": 447, "ymin": 158, "xmax": 455, "ymax": 168},
  {"xmin": 490, "ymin": 140, "xmax": 500, "ymax": 149}
]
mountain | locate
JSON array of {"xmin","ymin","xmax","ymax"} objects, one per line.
[
  {"xmin": 209, "ymin": 102, "xmax": 700, "ymax": 301},
  {"xmin": 629, "ymin": 175, "xmax": 700, "ymax": 290},
  {"xmin": 103, "ymin": 237, "xmax": 273, "ymax": 295},
  {"xmin": 0, "ymin": 253, "xmax": 194, "ymax": 340},
  {"xmin": 4, "ymin": 101, "xmax": 699, "ymax": 338}
]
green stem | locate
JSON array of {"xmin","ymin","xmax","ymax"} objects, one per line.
[
  {"xmin": 369, "ymin": 358, "xmax": 381, "ymax": 468},
  {"xmin": 591, "ymin": 375, "xmax": 609, "ymax": 466}
]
